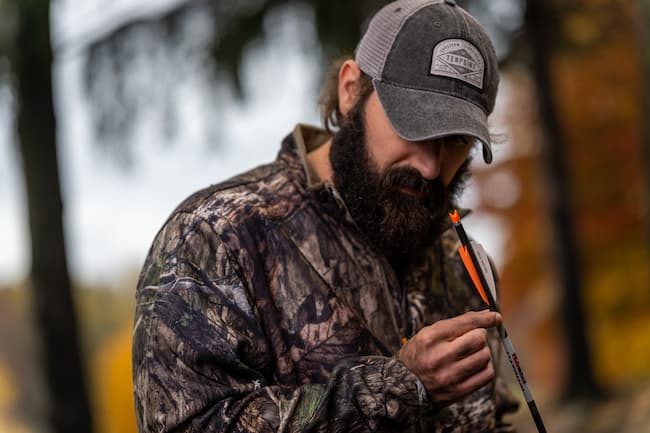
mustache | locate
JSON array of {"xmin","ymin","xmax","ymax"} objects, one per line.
[{"xmin": 381, "ymin": 167, "xmax": 445, "ymax": 199}]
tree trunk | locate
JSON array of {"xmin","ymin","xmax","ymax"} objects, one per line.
[
  {"xmin": 523, "ymin": 0, "xmax": 601, "ymax": 400},
  {"xmin": 640, "ymin": 0, "xmax": 650, "ymax": 253},
  {"xmin": 12, "ymin": 0, "xmax": 94, "ymax": 431}
]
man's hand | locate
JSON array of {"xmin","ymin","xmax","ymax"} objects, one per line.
[{"xmin": 397, "ymin": 310, "xmax": 501, "ymax": 408}]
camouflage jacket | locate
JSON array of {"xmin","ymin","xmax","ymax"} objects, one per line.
[{"xmin": 133, "ymin": 125, "xmax": 518, "ymax": 433}]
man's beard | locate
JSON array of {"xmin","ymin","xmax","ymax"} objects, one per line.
[{"xmin": 330, "ymin": 105, "xmax": 471, "ymax": 260}]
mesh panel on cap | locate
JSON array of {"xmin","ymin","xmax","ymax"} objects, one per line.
[{"xmin": 356, "ymin": 0, "xmax": 445, "ymax": 79}]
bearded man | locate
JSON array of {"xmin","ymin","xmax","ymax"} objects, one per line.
[{"xmin": 133, "ymin": 0, "xmax": 519, "ymax": 431}]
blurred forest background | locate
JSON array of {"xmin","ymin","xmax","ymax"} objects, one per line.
[{"xmin": 0, "ymin": 0, "xmax": 649, "ymax": 432}]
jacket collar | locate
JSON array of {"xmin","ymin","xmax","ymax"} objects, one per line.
[
  {"xmin": 278, "ymin": 124, "xmax": 330, "ymax": 186},
  {"xmin": 291, "ymin": 123, "xmax": 331, "ymax": 187}
]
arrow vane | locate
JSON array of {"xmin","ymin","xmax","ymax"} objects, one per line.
[{"xmin": 449, "ymin": 210, "xmax": 548, "ymax": 433}]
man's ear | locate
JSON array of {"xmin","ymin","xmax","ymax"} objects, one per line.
[{"xmin": 338, "ymin": 60, "xmax": 363, "ymax": 117}]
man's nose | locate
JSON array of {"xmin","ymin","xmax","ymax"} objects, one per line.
[{"xmin": 410, "ymin": 140, "xmax": 442, "ymax": 180}]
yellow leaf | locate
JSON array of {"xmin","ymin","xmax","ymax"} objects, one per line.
[{"xmin": 92, "ymin": 325, "xmax": 138, "ymax": 433}]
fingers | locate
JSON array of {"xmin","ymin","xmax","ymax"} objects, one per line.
[
  {"xmin": 428, "ymin": 346, "xmax": 495, "ymax": 404},
  {"xmin": 445, "ymin": 352, "xmax": 495, "ymax": 400},
  {"xmin": 434, "ymin": 310, "xmax": 501, "ymax": 341},
  {"xmin": 434, "ymin": 344, "xmax": 493, "ymax": 392},
  {"xmin": 398, "ymin": 310, "xmax": 501, "ymax": 407},
  {"xmin": 449, "ymin": 328, "xmax": 489, "ymax": 360},
  {"xmin": 454, "ymin": 345, "xmax": 493, "ymax": 381}
]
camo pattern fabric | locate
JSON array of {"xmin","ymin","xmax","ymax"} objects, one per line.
[{"xmin": 133, "ymin": 125, "xmax": 518, "ymax": 433}]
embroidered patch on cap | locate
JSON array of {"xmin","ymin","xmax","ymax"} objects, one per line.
[{"xmin": 430, "ymin": 39, "xmax": 485, "ymax": 89}]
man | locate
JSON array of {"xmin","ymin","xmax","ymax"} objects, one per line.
[{"xmin": 133, "ymin": 0, "xmax": 519, "ymax": 431}]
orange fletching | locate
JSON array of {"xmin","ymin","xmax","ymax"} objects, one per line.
[
  {"xmin": 458, "ymin": 245, "xmax": 490, "ymax": 305},
  {"xmin": 449, "ymin": 210, "xmax": 461, "ymax": 224}
]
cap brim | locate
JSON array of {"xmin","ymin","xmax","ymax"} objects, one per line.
[{"xmin": 373, "ymin": 79, "xmax": 493, "ymax": 164}]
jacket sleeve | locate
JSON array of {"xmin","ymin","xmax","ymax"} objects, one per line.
[{"xmin": 133, "ymin": 211, "xmax": 432, "ymax": 433}]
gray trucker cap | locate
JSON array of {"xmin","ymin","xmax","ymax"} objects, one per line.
[{"xmin": 355, "ymin": 0, "xmax": 499, "ymax": 163}]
